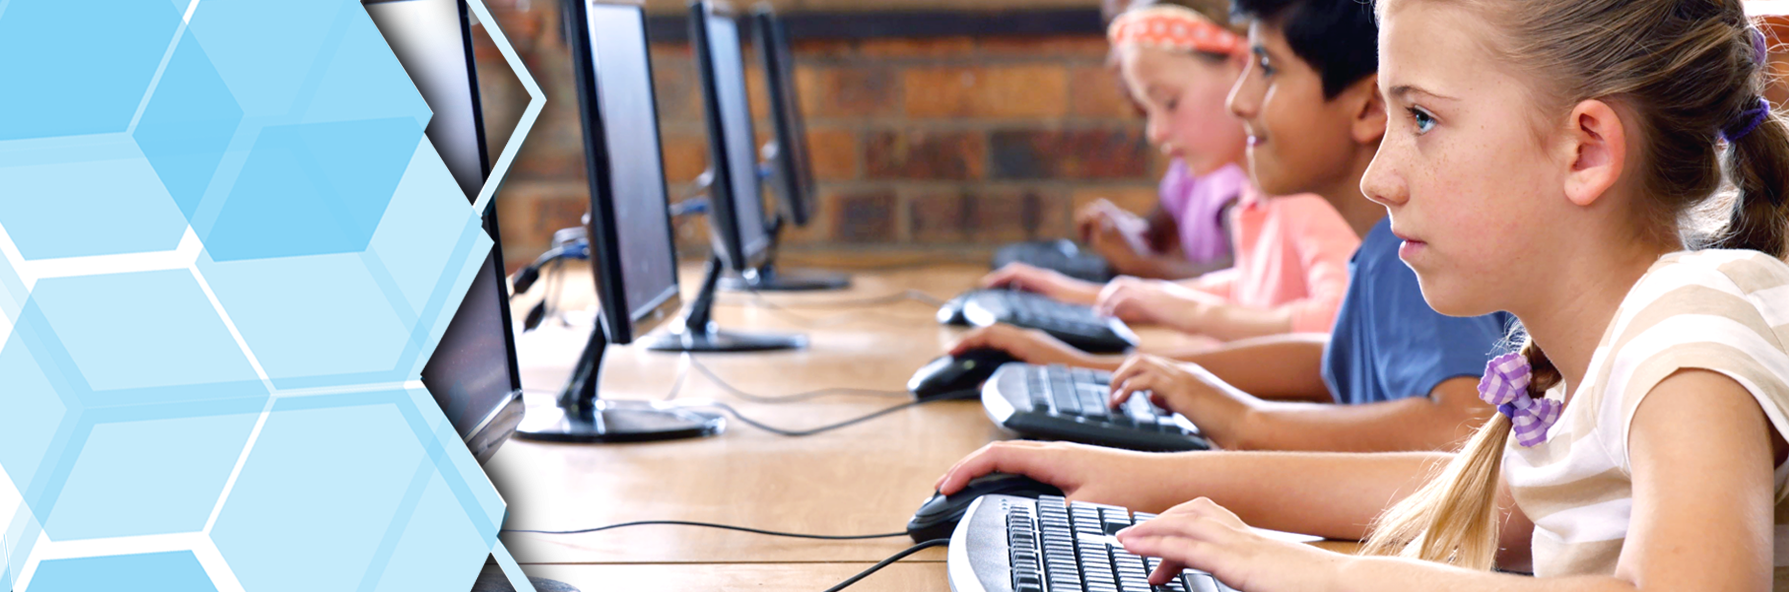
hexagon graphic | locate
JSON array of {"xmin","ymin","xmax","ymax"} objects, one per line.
[
  {"xmin": 212, "ymin": 391, "xmax": 501, "ymax": 592},
  {"xmin": 28, "ymin": 551, "xmax": 218, "ymax": 592},
  {"xmin": 0, "ymin": 0, "xmax": 542, "ymax": 589}
]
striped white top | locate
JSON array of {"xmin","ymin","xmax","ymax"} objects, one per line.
[{"xmin": 1504, "ymin": 250, "xmax": 1789, "ymax": 584}]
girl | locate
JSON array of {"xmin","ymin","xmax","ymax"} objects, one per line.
[
  {"xmin": 940, "ymin": 0, "xmax": 1789, "ymax": 589},
  {"xmin": 984, "ymin": 4, "xmax": 1361, "ymax": 342}
]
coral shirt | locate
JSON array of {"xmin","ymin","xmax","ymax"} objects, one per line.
[{"xmin": 1192, "ymin": 187, "xmax": 1360, "ymax": 333}]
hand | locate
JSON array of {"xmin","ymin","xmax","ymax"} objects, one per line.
[
  {"xmin": 1094, "ymin": 277, "xmax": 1215, "ymax": 329},
  {"xmin": 950, "ymin": 325, "xmax": 1099, "ymax": 369},
  {"xmin": 933, "ymin": 440, "xmax": 1162, "ymax": 509},
  {"xmin": 1074, "ymin": 199, "xmax": 1148, "ymax": 244},
  {"xmin": 1117, "ymin": 497, "xmax": 1340, "ymax": 591},
  {"xmin": 1110, "ymin": 355, "xmax": 1251, "ymax": 443},
  {"xmin": 981, "ymin": 263, "xmax": 1102, "ymax": 304}
]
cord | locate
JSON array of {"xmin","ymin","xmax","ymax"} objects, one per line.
[
  {"xmin": 687, "ymin": 357, "xmax": 908, "ymax": 403},
  {"xmin": 732, "ymin": 289, "xmax": 942, "ymax": 329},
  {"xmin": 823, "ymin": 539, "xmax": 951, "ymax": 592},
  {"xmin": 697, "ymin": 398, "xmax": 964, "ymax": 437},
  {"xmin": 501, "ymin": 519, "xmax": 907, "ymax": 540},
  {"xmin": 720, "ymin": 288, "xmax": 947, "ymax": 310}
]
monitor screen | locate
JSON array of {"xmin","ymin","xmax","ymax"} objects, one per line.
[
  {"xmin": 694, "ymin": 2, "xmax": 771, "ymax": 270},
  {"xmin": 367, "ymin": 0, "xmax": 522, "ymax": 461},
  {"xmin": 576, "ymin": 2, "xmax": 682, "ymax": 343},
  {"xmin": 752, "ymin": 8, "xmax": 815, "ymax": 227}
]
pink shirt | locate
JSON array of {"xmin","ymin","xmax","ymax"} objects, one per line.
[
  {"xmin": 1192, "ymin": 188, "xmax": 1359, "ymax": 333},
  {"xmin": 1159, "ymin": 160, "xmax": 1245, "ymax": 266}
]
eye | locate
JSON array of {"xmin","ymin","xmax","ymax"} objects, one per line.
[
  {"xmin": 1408, "ymin": 107, "xmax": 1437, "ymax": 134},
  {"xmin": 1257, "ymin": 55, "xmax": 1275, "ymax": 77},
  {"xmin": 1164, "ymin": 98, "xmax": 1179, "ymax": 112}
]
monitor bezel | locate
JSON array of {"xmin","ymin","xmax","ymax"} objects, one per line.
[
  {"xmin": 749, "ymin": 6, "xmax": 815, "ymax": 228},
  {"xmin": 691, "ymin": 0, "xmax": 772, "ymax": 272},
  {"xmin": 565, "ymin": 0, "xmax": 684, "ymax": 344}
]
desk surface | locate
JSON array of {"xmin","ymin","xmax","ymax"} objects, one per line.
[{"xmin": 484, "ymin": 262, "xmax": 1347, "ymax": 591}]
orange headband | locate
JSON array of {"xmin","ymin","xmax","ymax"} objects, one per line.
[{"xmin": 1107, "ymin": 6, "xmax": 1243, "ymax": 57}]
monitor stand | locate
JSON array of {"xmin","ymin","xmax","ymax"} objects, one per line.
[
  {"xmin": 643, "ymin": 253, "xmax": 808, "ymax": 352},
  {"xmin": 718, "ymin": 210, "xmax": 849, "ymax": 294},
  {"xmin": 514, "ymin": 321, "xmax": 725, "ymax": 443}
]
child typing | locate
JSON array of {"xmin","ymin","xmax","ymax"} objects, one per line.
[
  {"xmin": 989, "ymin": 4, "xmax": 1361, "ymax": 342},
  {"xmin": 943, "ymin": 0, "xmax": 1789, "ymax": 589}
]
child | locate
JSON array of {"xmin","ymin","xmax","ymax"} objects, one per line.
[
  {"xmin": 988, "ymin": 4, "xmax": 1361, "ymax": 343},
  {"xmin": 944, "ymin": 0, "xmax": 1789, "ymax": 588},
  {"xmin": 956, "ymin": 0, "xmax": 1507, "ymax": 452},
  {"xmin": 1078, "ymin": 0, "xmax": 1250, "ymax": 281}
]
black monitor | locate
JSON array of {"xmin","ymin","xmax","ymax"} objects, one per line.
[
  {"xmin": 695, "ymin": 1, "xmax": 849, "ymax": 292},
  {"xmin": 750, "ymin": 5, "xmax": 814, "ymax": 228},
  {"xmin": 366, "ymin": 0, "xmax": 523, "ymax": 464},
  {"xmin": 514, "ymin": 0, "xmax": 784, "ymax": 442}
]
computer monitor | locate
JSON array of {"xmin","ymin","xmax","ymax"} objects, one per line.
[
  {"xmin": 695, "ymin": 1, "xmax": 849, "ymax": 292},
  {"xmin": 513, "ymin": 0, "xmax": 748, "ymax": 442},
  {"xmin": 750, "ymin": 6, "xmax": 813, "ymax": 228},
  {"xmin": 365, "ymin": 0, "xmax": 524, "ymax": 464}
]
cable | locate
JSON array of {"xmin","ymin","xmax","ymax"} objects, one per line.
[
  {"xmin": 732, "ymin": 290, "xmax": 940, "ymax": 329},
  {"xmin": 822, "ymin": 539, "xmax": 951, "ymax": 592},
  {"xmin": 720, "ymin": 289, "xmax": 947, "ymax": 310},
  {"xmin": 696, "ymin": 398, "xmax": 964, "ymax": 437},
  {"xmin": 502, "ymin": 519, "xmax": 907, "ymax": 540},
  {"xmin": 687, "ymin": 357, "xmax": 907, "ymax": 403}
]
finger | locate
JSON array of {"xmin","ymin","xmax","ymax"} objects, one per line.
[
  {"xmin": 1148, "ymin": 560, "xmax": 1188, "ymax": 587},
  {"xmin": 948, "ymin": 327, "xmax": 996, "ymax": 355},
  {"xmin": 936, "ymin": 441, "xmax": 1051, "ymax": 495},
  {"xmin": 1111, "ymin": 372, "xmax": 1156, "ymax": 409},
  {"xmin": 1118, "ymin": 535, "xmax": 1221, "ymax": 581},
  {"xmin": 981, "ymin": 267, "xmax": 1019, "ymax": 289}
]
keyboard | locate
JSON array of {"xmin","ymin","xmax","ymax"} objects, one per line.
[
  {"xmin": 960, "ymin": 290, "xmax": 1139, "ymax": 354},
  {"xmin": 947, "ymin": 493, "xmax": 1242, "ymax": 592},
  {"xmin": 992, "ymin": 240, "xmax": 1116, "ymax": 283},
  {"xmin": 982, "ymin": 363, "xmax": 1209, "ymax": 452}
]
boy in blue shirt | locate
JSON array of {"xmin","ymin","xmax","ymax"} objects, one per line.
[{"xmin": 953, "ymin": 0, "xmax": 1507, "ymax": 452}]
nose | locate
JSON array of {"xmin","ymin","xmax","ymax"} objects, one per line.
[
  {"xmin": 1227, "ymin": 61, "xmax": 1262, "ymax": 120},
  {"xmin": 1361, "ymin": 139, "xmax": 1408, "ymax": 209},
  {"xmin": 1145, "ymin": 112, "xmax": 1171, "ymax": 148}
]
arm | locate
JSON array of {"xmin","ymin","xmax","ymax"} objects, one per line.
[
  {"xmin": 934, "ymin": 440, "xmax": 1451, "ymax": 540},
  {"xmin": 1116, "ymin": 358, "xmax": 1493, "ymax": 452},
  {"xmin": 1092, "ymin": 204, "xmax": 1234, "ymax": 280},
  {"xmin": 1118, "ymin": 369, "xmax": 1780, "ymax": 592},
  {"xmin": 1173, "ymin": 334, "xmax": 1332, "ymax": 402}
]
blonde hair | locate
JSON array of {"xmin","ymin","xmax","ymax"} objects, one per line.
[{"xmin": 1362, "ymin": 0, "xmax": 1789, "ymax": 569}]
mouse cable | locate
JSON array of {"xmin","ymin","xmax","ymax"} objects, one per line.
[
  {"xmin": 822, "ymin": 538, "xmax": 951, "ymax": 592},
  {"xmin": 696, "ymin": 398, "xmax": 964, "ymax": 437},
  {"xmin": 501, "ymin": 519, "xmax": 906, "ymax": 540},
  {"xmin": 685, "ymin": 356, "xmax": 908, "ymax": 403},
  {"xmin": 722, "ymin": 288, "xmax": 947, "ymax": 310}
]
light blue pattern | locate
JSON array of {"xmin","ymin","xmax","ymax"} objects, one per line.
[
  {"xmin": 28, "ymin": 551, "xmax": 218, "ymax": 592},
  {"xmin": 0, "ymin": 0, "xmax": 529, "ymax": 590}
]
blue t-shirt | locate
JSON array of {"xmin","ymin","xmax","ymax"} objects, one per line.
[{"xmin": 1321, "ymin": 219, "xmax": 1511, "ymax": 405}]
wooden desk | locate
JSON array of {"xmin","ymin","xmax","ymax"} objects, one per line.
[{"xmin": 484, "ymin": 262, "xmax": 1348, "ymax": 591}]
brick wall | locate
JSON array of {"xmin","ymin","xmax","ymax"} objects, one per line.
[{"xmin": 472, "ymin": 3, "xmax": 1163, "ymax": 269}]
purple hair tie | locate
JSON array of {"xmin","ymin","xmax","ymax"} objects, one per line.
[
  {"xmin": 1722, "ymin": 97, "xmax": 1771, "ymax": 143},
  {"xmin": 1478, "ymin": 352, "xmax": 1561, "ymax": 447}
]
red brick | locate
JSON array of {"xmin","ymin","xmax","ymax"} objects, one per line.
[
  {"xmin": 978, "ymin": 35, "xmax": 1109, "ymax": 60},
  {"xmin": 908, "ymin": 191, "xmax": 970, "ymax": 242},
  {"xmin": 859, "ymin": 36, "xmax": 976, "ymax": 58},
  {"xmin": 796, "ymin": 65, "xmax": 900, "ymax": 118},
  {"xmin": 1070, "ymin": 185, "xmax": 1163, "ymax": 221},
  {"xmin": 791, "ymin": 38, "xmax": 857, "ymax": 59},
  {"xmin": 650, "ymin": 45, "xmax": 702, "ymax": 123},
  {"xmin": 745, "ymin": 61, "xmax": 771, "ymax": 121},
  {"xmin": 902, "ymin": 65, "xmax": 1069, "ymax": 119},
  {"xmin": 831, "ymin": 190, "xmax": 898, "ymax": 243},
  {"xmin": 805, "ymin": 127, "xmax": 859, "ymax": 181},
  {"xmin": 864, "ymin": 129, "xmax": 986, "ymax": 180},
  {"xmin": 1069, "ymin": 65, "xmax": 1141, "ymax": 119},
  {"xmin": 658, "ymin": 130, "xmax": 711, "ymax": 187},
  {"xmin": 989, "ymin": 128, "xmax": 1149, "ymax": 180},
  {"xmin": 907, "ymin": 188, "xmax": 1072, "ymax": 244}
]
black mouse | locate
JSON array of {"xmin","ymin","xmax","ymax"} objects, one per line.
[
  {"xmin": 936, "ymin": 293, "xmax": 971, "ymax": 325},
  {"xmin": 907, "ymin": 348, "xmax": 1018, "ymax": 401},
  {"xmin": 907, "ymin": 472, "xmax": 1063, "ymax": 542}
]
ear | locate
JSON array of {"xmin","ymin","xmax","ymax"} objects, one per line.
[
  {"xmin": 1345, "ymin": 73, "xmax": 1388, "ymax": 145},
  {"xmin": 1561, "ymin": 99, "xmax": 1626, "ymax": 207}
]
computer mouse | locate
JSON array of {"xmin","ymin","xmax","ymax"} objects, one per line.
[
  {"xmin": 936, "ymin": 293, "xmax": 971, "ymax": 325},
  {"xmin": 907, "ymin": 348, "xmax": 1018, "ymax": 401},
  {"xmin": 907, "ymin": 472, "xmax": 1063, "ymax": 542}
]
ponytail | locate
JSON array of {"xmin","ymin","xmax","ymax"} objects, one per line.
[
  {"xmin": 1716, "ymin": 104, "xmax": 1789, "ymax": 259},
  {"xmin": 1361, "ymin": 339, "xmax": 1560, "ymax": 568}
]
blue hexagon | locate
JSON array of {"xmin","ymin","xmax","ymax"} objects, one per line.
[
  {"xmin": 197, "ymin": 139, "xmax": 487, "ymax": 389},
  {"xmin": 0, "ymin": 0, "xmax": 182, "ymax": 141},
  {"xmin": 132, "ymin": 28, "xmax": 245, "ymax": 221},
  {"xmin": 0, "ymin": 135, "xmax": 192, "ymax": 261},
  {"xmin": 211, "ymin": 390, "xmax": 496, "ymax": 592},
  {"xmin": 0, "ymin": 270, "xmax": 267, "ymax": 540},
  {"xmin": 28, "ymin": 550, "xmax": 218, "ymax": 592}
]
